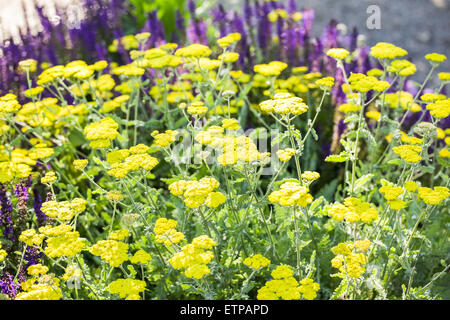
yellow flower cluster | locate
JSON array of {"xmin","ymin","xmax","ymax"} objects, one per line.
[
  {"xmin": 387, "ymin": 60, "xmax": 417, "ymax": 77},
  {"xmin": 257, "ymin": 265, "xmax": 320, "ymax": 300},
  {"xmin": 169, "ymin": 235, "xmax": 217, "ymax": 279},
  {"xmin": 214, "ymin": 134, "xmax": 270, "ymax": 165},
  {"xmin": 83, "ymin": 117, "xmax": 119, "ymax": 148},
  {"xmin": 18, "ymin": 59, "xmax": 38, "ymax": 72},
  {"xmin": 16, "ymin": 276, "xmax": 62, "ymax": 300},
  {"xmin": 0, "ymin": 93, "xmax": 21, "ymax": 115},
  {"xmin": 19, "ymin": 228, "xmax": 45, "ymax": 246},
  {"xmin": 326, "ymin": 48, "xmax": 350, "ymax": 60},
  {"xmin": 425, "ymin": 53, "xmax": 447, "ymax": 64},
  {"xmin": 111, "ymin": 64, "xmax": 145, "ymax": 77},
  {"xmin": 133, "ymin": 47, "xmax": 182, "ymax": 69},
  {"xmin": 347, "ymin": 73, "xmax": 390, "ymax": 93},
  {"xmin": 379, "ymin": 185, "xmax": 407, "ymax": 210},
  {"xmin": 277, "ymin": 148, "xmax": 296, "ymax": 162},
  {"xmin": 384, "ymin": 91, "xmax": 421, "ymax": 112},
  {"xmin": 108, "ymin": 35, "xmax": 139, "ymax": 52},
  {"xmin": 301, "ymin": 171, "xmax": 320, "ymax": 181},
  {"xmin": 298, "ymin": 278, "xmax": 321, "ymax": 300},
  {"xmin": 108, "ymin": 228, "xmax": 130, "ymax": 241},
  {"xmin": 90, "ymin": 240, "xmax": 129, "ymax": 267},
  {"xmin": 151, "ymin": 130, "xmax": 179, "ymax": 147},
  {"xmin": 175, "ymin": 44, "xmax": 212, "ymax": 57},
  {"xmin": 130, "ymin": 249, "xmax": 152, "ymax": 264},
  {"xmin": 73, "ymin": 159, "xmax": 88, "ymax": 170},
  {"xmin": 254, "ymin": 61, "xmax": 287, "ymax": 77},
  {"xmin": 108, "ymin": 278, "xmax": 146, "ymax": 300},
  {"xmin": 339, "ymin": 103, "xmax": 361, "ymax": 113},
  {"xmin": 27, "ymin": 264, "xmax": 49, "ymax": 276},
  {"xmin": 243, "ymin": 254, "xmax": 271, "ymax": 269},
  {"xmin": 370, "ymin": 42, "xmax": 408, "ymax": 60},
  {"xmin": 0, "ymin": 243, "xmax": 7, "ymax": 262},
  {"xmin": 100, "ymin": 95, "xmax": 130, "ymax": 113},
  {"xmin": 41, "ymin": 171, "xmax": 57, "ymax": 184},
  {"xmin": 44, "ymin": 230, "xmax": 86, "ymax": 258},
  {"xmin": 331, "ymin": 242, "xmax": 368, "ymax": 278},
  {"xmin": 417, "ymin": 186, "xmax": 449, "ymax": 205},
  {"xmin": 169, "ymin": 177, "xmax": 226, "ymax": 208},
  {"xmin": 259, "ymin": 92, "xmax": 308, "ymax": 115},
  {"xmin": 41, "ymin": 198, "xmax": 87, "ymax": 221},
  {"xmin": 393, "ymin": 144, "xmax": 422, "ymax": 163},
  {"xmin": 217, "ymin": 33, "xmax": 241, "ymax": 47},
  {"xmin": 439, "ymin": 72, "xmax": 450, "ymax": 82},
  {"xmin": 366, "ymin": 110, "xmax": 381, "ymax": 121},
  {"xmin": 268, "ymin": 182, "xmax": 313, "ymax": 207},
  {"xmin": 187, "ymin": 101, "xmax": 208, "ymax": 115},
  {"xmin": 16, "ymin": 97, "xmax": 88, "ymax": 129},
  {"xmin": 426, "ymin": 98, "xmax": 450, "ymax": 119},
  {"xmin": 107, "ymin": 146, "xmax": 159, "ymax": 178},
  {"xmin": 222, "ymin": 118, "xmax": 239, "ymax": 130},
  {"xmin": 328, "ymin": 197, "xmax": 378, "ymax": 223},
  {"xmin": 153, "ymin": 218, "xmax": 185, "ymax": 246},
  {"xmin": 315, "ymin": 76, "xmax": 335, "ymax": 89}
]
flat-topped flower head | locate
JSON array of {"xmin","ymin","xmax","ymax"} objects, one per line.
[
  {"xmin": 254, "ymin": 61, "xmax": 287, "ymax": 77},
  {"xmin": 175, "ymin": 44, "xmax": 212, "ymax": 57},
  {"xmin": 393, "ymin": 144, "xmax": 422, "ymax": 163},
  {"xmin": 425, "ymin": 53, "xmax": 447, "ymax": 65},
  {"xmin": 417, "ymin": 186, "xmax": 449, "ymax": 205},
  {"xmin": 371, "ymin": 42, "xmax": 408, "ymax": 60},
  {"xmin": 328, "ymin": 198, "xmax": 378, "ymax": 223},
  {"xmin": 326, "ymin": 48, "xmax": 349, "ymax": 60},
  {"xmin": 259, "ymin": 93, "xmax": 308, "ymax": 116},
  {"xmin": 243, "ymin": 254, "xmax": 271, "ymax": 269},
  {"xmin": 268, "ymin": 181, "xmax": 313, "ymax": 207}
]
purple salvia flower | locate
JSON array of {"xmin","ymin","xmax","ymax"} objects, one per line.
[
  {"xmin": 302, "ymin": 9, "xmax": 315, "ymax": 38},
  {"xmin": 349, "ymin": 27, "xmax": 358, "ymax": 52},
  {"xmin": 215, "ymin": 5, "xmax": 228, "ymax": 37},
  {"xmin": 244, "ymin": 0, "xmax": 253, "ymax": 29},
  {"xmin": 231, "ymin": 13, "xmax": 250, "ymax": 70},
  {"xmin": 332, "ymin": 67, "xmax": 346, "ymax": 106},
  {"xmin": 33, "ymin": 189, "xmax": 46, "ymax": 227},
  {"xmin": 24, "ymin": 246, "xmax": 42, "ymax": 268},
  {"xmin": 0, "ymin": 272, "xmax": 21, "ymax": 298},
  {"xmin": 310, "ymin": 38, "xmax": 323, "ymax": 73},
  {"xmin": 287, "ymin": 0, "xmax": 297, "ymax": 14},
  {"xmin": 175, "ymin": 11, "xmax": 186, "ymax": 43},
  {"xmin": 0, "ymin": 185, "xmax": 14, "ymax": 240},
  {"xmin": 276, "ymin": 16, "xmax": 286, "ymax": 61}
]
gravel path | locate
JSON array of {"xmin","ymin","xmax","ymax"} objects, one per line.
[{"xmin": 297, "ymin": 0, "xmax": 450, "ymax": 82}]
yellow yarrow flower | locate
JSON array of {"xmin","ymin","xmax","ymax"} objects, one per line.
[
  {"xmin": 90, "ymin": 240, "xmax": 129, "ymax": 267},
  {"xmin": 268, "ymin": 182, "xmax": 313, "ymax": 207},
  {"xmin": 371, "ymin": 42, "xmax": 407, "ymax": 60},
  {"xmin": 393, "ymin": 144, "xmax": 422, "ymax": 163},
  {"xmin": 108, "ymin": 278, "xmax": 146, "ymax": 300},
  {"xmin": 243, "ymin": 254, "xmax": 271, "ymax": 269},
  {"xmin": 417, "ymin": 186, "xmax": 449, "ymax": 205},
  {"xmin": 277, "ymin": 148, "xmax": 296, "ymax": 162},
  {"xmin": 130, "ymin": 249, "xmax": 152, "ymax": 264},
  {"xmin": 73, "ymin": 159, "xmax": 88, "ymax": 170},
  {"xmin": 27, "ymin": 264, "xmax": 49, "ymax": 276},
  {"xmin": 326, "ymin": 48, "xmax": 349, "ymax": 60},
  {"xmin": 328, "ymin": 198, "xmax": 378, "ymax": 223}
]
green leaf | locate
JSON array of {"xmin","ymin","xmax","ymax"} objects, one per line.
[
  {"xmin": 353, "ymin": 173, "xmax": 374, "ymax": 194},
  {"xmin": 331, "ymin": 279, "xmax": 348, "ymax": 300},
  {"xmin": 310, "ymin": 127, "xmax": 319, "ymax": 141}
]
